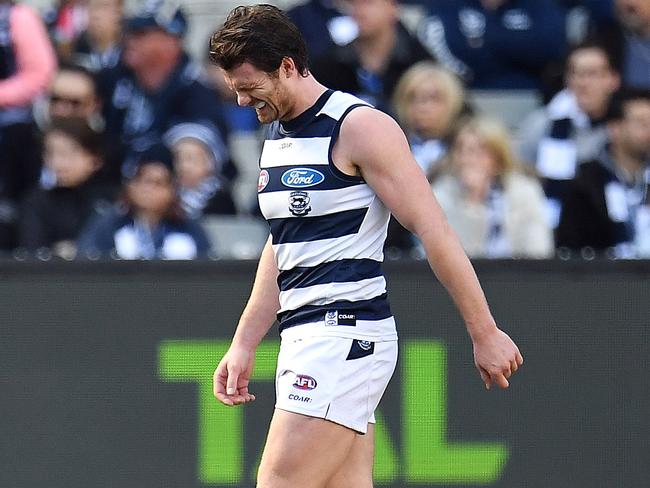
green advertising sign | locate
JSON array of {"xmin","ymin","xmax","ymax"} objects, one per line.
[{"xmin": 159, "ymin": 340, "xmax": 508, "ymax": 485}]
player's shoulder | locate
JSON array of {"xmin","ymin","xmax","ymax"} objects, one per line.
[{"xmin": 338, "ymin": 103, "xmax": 404, "ymax": 143}]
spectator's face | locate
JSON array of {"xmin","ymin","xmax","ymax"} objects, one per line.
[
  {"xmin": 124, "ymin": 29, "xmax": 178, "ymax": 70},
  {"xmin": 567, "ymin": 48, "xmax": 620, "ymax": 118},
  {"xmin": 49, "ymin": 71, "xmax": 99, "ymax": 119},
  {"xmin": 452, "ymin": 129, "xmax": 498, "ymax": 180},
  {"xmin": 87, "ymin": 0, "xmax": 123, "ymax": 44},
  {"xmin": 44, "ymin": 131, "xmax": 100, "ymax": 188},
  {"xmin": 614, "ymin": 100, "xmax": 650, "ymax": 161},
  {"xmin": 173, "ymin": 139, "xmax": 213, "ymax": 189},
  {"xmin": 224, "ymin": 61, "xmax": 292, "ymax": 124},
  {"xmin": 351, "ymin": 0, "xmax": 398, "ymax": 39},
  {"xmin": 127, "ymin": 163, "xmax": 176, "ymax": 215},
  {"xmin": 616, "ymin": 0, "xmax": 650, "ymax": 33},
  {"xmin": 406, "ymin": 82, "xmax": 455, "ymax": 138}
]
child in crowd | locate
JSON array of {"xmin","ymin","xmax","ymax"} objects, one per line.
[
  {"xmin": 19, "ymin": 117, "xmax": 115, "ymax": 258},
  {"xmin": 164, "ymin": 123, "xmax": 236, "ymax": 218},
  {"xmin": 77, "ymin": 143, "xmax": 211, "ymax": 259}
]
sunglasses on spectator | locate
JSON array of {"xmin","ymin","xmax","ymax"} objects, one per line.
[{"xmin": 50, "ymin": 94, "xmax": 86, "ymax": 107}]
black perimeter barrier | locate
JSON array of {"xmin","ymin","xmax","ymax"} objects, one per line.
[{"xmin": 1, "ymin": 260, "xmax": 648, "ymax": 488}]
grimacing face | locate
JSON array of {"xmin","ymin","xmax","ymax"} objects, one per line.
[{"xmin": 223, "ymin": 62, "xmax": 293, "ymax": 124}]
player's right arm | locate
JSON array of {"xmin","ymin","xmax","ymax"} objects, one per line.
[{"xmin": 213, "ymin": 235, "xmax": 280, "ymax": 406}]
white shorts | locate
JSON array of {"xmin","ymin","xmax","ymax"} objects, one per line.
[{"xmin": 274, "ymin": 333, "xmax": 398, "ymax": 434}]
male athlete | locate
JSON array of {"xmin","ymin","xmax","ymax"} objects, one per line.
[{"xmin": 210, "ymin": 5, "xmax": 523, "ymax": 488}]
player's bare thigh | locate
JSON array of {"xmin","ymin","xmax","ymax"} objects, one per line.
[
  {"xmin": 325, "ymin": 424, "xmax": 375, "ymax": 488},
  {"xmin": 257, "ymin": 409, "xmax": 371, "ymax": 488}
]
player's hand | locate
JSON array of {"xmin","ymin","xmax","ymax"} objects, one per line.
[
  {"xmin": 472, "ymin": 327, "xmax": 523, "ymax": 390},
  {"xmin": 213, "ymin": 345, "xmax": 256, "ymax": 406}
]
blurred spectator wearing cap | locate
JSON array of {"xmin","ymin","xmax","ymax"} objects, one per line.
[
  {"xmin": 517, "ymin": 41, "xmax": 620, "ymax": 229},
  {"xmin": 71, "ymin": 0, "xmax": 124, "ymax": 72},
  {"xmin": 18, "ymin": 117, "xmax": 115, "ymax": 259},
  {"xmin": 311, "ymin": 0, "xmax": 431, "ymax": 112},
  {"xmin": 557, "ymin": 88, "xmax": 650, "ymax": 257},
  {"xmin": 590, "ymin": 0, "xmax": 650, "ymax": 89},
  {"xmin": 164, "ymin": 123, "xmax": 237, "ymax": 218},
  {"xmin": 393, "ymin": 61, "xmax": 468, "ymax": 177},
  {"xmin": 287, "ymin": 0, "xmax": 359, "ymax": 61},
  {"xmin": 0, "ymin": 0, "xmax": 57, "ymax": 251},
  {"xmin": 77, "ymin": 142, "xmax": 211, "ymax": 260},
  {"xmin": 416, "ymin": 0, "xmax": 567, "ymax": 91},
  {"xmin": 431, "ymin": 116, "xmax": 553, "ymax": 258},
  {"xmin": 98, "ymin": 0, "xmax": 233, "ymax": 186}
]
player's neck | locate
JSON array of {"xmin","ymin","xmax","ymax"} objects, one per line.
[{"xmin": 283, "ymin": 74, "xmax": 328, "ymax": 121}]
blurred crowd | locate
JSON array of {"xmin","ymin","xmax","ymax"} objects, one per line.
[{"xmin": 0, "ymin": 0, "xmax": 649, "ymax": 260}]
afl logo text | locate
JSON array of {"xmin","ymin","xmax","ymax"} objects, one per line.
[
  {"xmin": 293, "ymin": 374, "xmax": 317, "ymax": 390},
  {"xmin": 281, "ymin": 168, "xmax": 325, "ymax": 188},
  {"xmin": 258, "ymin": 169, "xmax": 269, "ymax": 192}
]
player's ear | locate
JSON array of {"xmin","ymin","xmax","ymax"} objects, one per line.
[{"xmin": 280, "ymin": 57, "xmax": 296, "ymax": 79}]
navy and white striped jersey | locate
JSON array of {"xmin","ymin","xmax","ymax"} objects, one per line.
[{"xmin": 258, "ymin": 90, "xmax": 397, "ymax": 341}]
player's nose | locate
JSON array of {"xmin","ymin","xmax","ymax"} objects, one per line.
[{"xmin": 236, "ymin": 92, "xmax": 252, "ymax": 107}]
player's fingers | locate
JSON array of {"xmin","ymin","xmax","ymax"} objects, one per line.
[
  {"xmin": 510, "ymin": 359, "xmax": 519, "ymax": 373},
  {"xmin": 226, "ymin": 364, "xmax": 240, "ymax": 396},
  {"xmin": 478, "ymin": 366, "xmax": 491, "ymax": 390},
  {"xmin": 494, "ymin": 373, "xmax": 510, "ymax": 389},
  {"xmin": 516, "ymin": 351, "xmax": 524, "ymax": 366},
  {"xmin": 213, "ymin": 367, "xmax": 228, "ymax": 397}
]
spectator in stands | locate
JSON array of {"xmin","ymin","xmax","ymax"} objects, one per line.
[
  {"xmin": 164, "ymin": 123, "xmax": 237, "ymax": 218},
  {"xmin": 287, "ymin": 0, "xmax": 359, "ymax": 60},
  {"xmin": 18, "ymin": 117, "xmax": 115, "ymax": 258},
  {"xmin": 47, "ymin": 64, "xmax": 102, "ymax": 123},
  {"xmin": 393, "ymin": 61, "xmax": 468, "ymax": 177},
  {"xmin": 98, "ymin": 0, "xmax": 233, "ymax": 185},
  {"xmin": 0, "ymin": 0, "xmax": 57, "ymax": 251},
  {"xmin": 71, "ymin": 0, "xmax": 123, "ymax": 72},
  {"xmin": 557, "ymin": 88, "xmax": 650, "ymax": 257},
  {"xmin": 517, "ymin": 41, "xmax": 621, "ymax": 228},
  {"xmin": 44, "ymin": 0, "xmax": 88, "ymax": 61},
  {"xmin": 311, "ymin": 0, "xmax": 430, "ymax": 112},
  {"xmin": 77, "ymin": 143, "xmax": 211, "ymax": 260},
  {"xmin": 590, "ymin": 0, "xmax": 650, "ymax": 89},
  {"xmin": 417, "ymin": 0, "xmax": 567, "ymax": 91},
  {"xmin": 432, "ymin": 116, "xmax": 553, "ymax": 258}
]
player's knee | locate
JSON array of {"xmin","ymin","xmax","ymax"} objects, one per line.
[{"xmin": 256, "ymin": 459, "xmax": 299, "ymax": 488}]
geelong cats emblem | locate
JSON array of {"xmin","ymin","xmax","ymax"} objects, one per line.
[{"xmin": 288, "ymin": 191, "xmax": 312, "ymax": 216}]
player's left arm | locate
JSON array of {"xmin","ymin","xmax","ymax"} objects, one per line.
[{"xmin": 334, "ymin": 107, "xmax": 523, "ymax": 389}]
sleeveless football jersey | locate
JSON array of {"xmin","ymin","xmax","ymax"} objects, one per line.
[{"xmin": 258, "ymin": 90, "xmax": 396, "ymax": 340}]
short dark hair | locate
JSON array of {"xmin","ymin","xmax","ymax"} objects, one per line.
[
  {"xmin": 566, "ymin": 40, "xmax": 617, "ymax": 73},
  {"xmin": 56, "ymin": 62, "xmax": 99, "ymax": 97},
  {"xmin": 606, "ymin": 87, "xmax": 650, "ymax": 122},
  {"xmin": 209, "ymin": 4, "xmax": 309, "ymax": 76},
  {"xmin": 46, "ymin": 117, "xmax": 104, "ymax": 159}
]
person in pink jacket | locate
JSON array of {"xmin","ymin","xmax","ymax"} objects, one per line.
[{"xmin": 0, "ymin": 0, "xmax": 57, "ymax": 251}]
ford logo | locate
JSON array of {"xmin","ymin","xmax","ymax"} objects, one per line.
[{"xmin": 281, "ymin": 168, "xmax": 325, "ymax": 188}]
